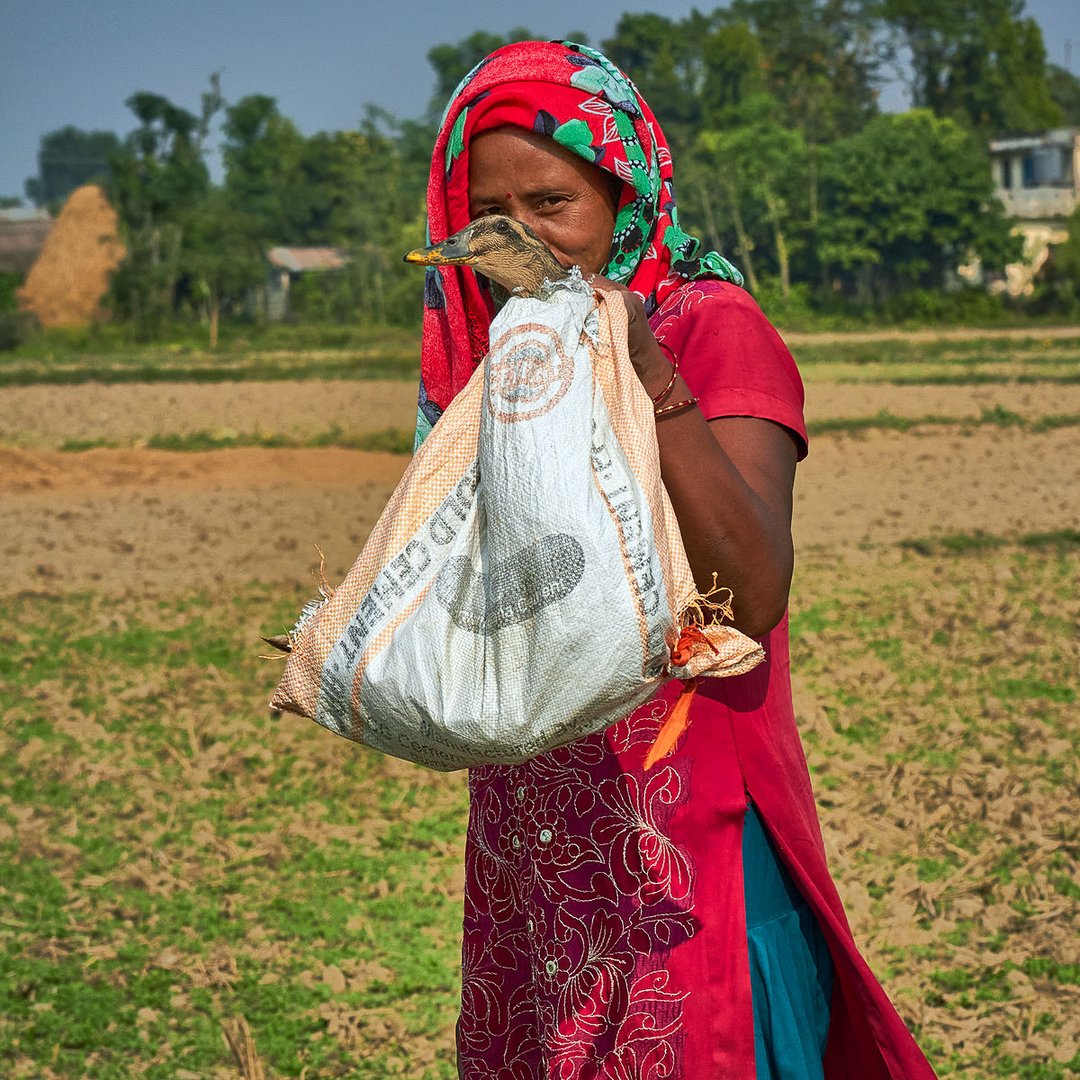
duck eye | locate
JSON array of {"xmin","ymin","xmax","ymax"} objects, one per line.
[{"xmin": 494, "ymin": 219, "xmax": 511, "ymax": 234}]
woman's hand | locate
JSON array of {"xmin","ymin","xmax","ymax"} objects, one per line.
[{"xmin": 587, "ymin": 276, "xmax": 674, "ymax": 398}]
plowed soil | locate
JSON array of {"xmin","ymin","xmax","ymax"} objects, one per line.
[
  {"xmin": 3, "ymin": 378, "xmax": 1080, "ymax": 449},
  {"xmin": 1, "ymin": 379, "xmax": 1079, "ymax": 596}
]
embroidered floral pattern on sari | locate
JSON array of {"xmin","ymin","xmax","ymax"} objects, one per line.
[{"xmin": 458, "ymin": 697, "xmax": 697, "ymax": 1078}]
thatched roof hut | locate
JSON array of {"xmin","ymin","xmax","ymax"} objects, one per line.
[{"xmin": 0, "ymin": 207, "xmax": 53, "ymax": 275}]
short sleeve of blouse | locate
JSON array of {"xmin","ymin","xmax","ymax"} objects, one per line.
[{"xmin": 648, "ymin": 281, "xmax": 808, "ymax": 460}]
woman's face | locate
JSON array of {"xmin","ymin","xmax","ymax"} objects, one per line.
[{"xmin": 468, "ymin": 127, "xmax": 618, "ymax": 276}]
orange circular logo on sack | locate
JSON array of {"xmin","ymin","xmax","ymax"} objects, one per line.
[{"xmin": 486, "ymin": 323, "xmax": 575, "ymax": 422}]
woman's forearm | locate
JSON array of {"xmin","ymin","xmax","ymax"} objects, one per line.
[
  {"xmin": 591, "ymin": 277, "xmax": 799, "ymax": 637},
  {"xmin": 637, "ymin": 357, "xmax": 797, "ymax": 638}
]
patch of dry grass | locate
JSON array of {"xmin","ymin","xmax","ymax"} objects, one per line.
[
  {"xmin": 1, "ymin": 547, "xmax": 1076, "ymax": 1076},
  {"xmin": 792, "ymin": 546, "xmax": 1079, "ymax": 1076}
]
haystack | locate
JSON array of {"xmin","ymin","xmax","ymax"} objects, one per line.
[{"xmin": 18, "ymin": 184, "xmax": 126, "ymax": 327}]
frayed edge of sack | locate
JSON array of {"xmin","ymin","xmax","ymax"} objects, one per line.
[{"xmin": 261, "ymin": 545, "xmax": 335, "ymax": 658}]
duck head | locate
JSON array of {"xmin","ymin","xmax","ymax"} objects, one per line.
[{"xmin": 404, "ymin": 215, "xmax": 569, "ymax": 298}]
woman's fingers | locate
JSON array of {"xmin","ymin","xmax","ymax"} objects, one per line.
[{"xmin": 588, "ymin": 277, "xmax": 671, "ymax": 392}]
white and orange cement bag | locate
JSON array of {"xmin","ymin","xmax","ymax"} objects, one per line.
[{"xmin": 270, "ymin": 276, "xmax": 763, "ymax": 770}]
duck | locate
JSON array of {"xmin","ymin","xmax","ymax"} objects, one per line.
[{"xmin": 404, "ymin": 215, "xmax": 570, "ymax": 299}]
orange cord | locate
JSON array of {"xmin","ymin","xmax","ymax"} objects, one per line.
[{"xmin": 643, "ymin": 678, "xmax": 699, "ymax": 770}]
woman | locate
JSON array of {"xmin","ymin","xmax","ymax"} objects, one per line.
[{"xmin": 416, "ymin": 40, "xmax": 936, "ymax": 1079}]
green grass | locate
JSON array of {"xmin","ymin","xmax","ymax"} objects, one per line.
[
  {"xmin": 898, "ymin": 528, "xmax": 1080, "ymax": 557},
  {"xmin": 794, "ymin": 337, "xmax": 1080, "ymax": 385},
  {"xmin": 0, "ymin": 325, "xmax": 420, "ymax": 387},
  {"xmin": 37, "ymin": 410, "xmax": 1077, "ymax": 456},
  {"xmin": 58, "ymin": 427, "xmax": 416, "ymax": 455},
  {"xmin": 0, "ymin": 586, "xmax": 464, "ymax": 1077},
  {"xmin": 6, "ymin": 321, "xmax": 420, "ymax": 359},
  {"xmin": 806, "ymin": 407, "xmax": 1080, "ymax": 438},
  {"xmin": 794, "ymin": 337, "xmax": 1080, "ymax": 365},
  {"xmin": 2, "ymin": 547, "xmax": 1077, "ymax": 1075},
  {"xmin": 788, "ymin": 546, "xmax": 1078, "ymax": 1075},
  {"xmin": 2, "ymin": 327, "xmax": 1079, "ymax": 388}
]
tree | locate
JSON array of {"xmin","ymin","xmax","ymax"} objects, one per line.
[
  {"xmin": 181, "ymin": 188, "xmax": 264, "ymax": 347},
  {"xmin": 817, "ymin": 109, "xmax": 1021, "ymax": 302},
  {"xmin": 25, "ymin": 126, "xmax": 120, "ymax": 208},
  {"xmin": 691, "ymin": 96, "xmax": 810, "ymax": 297},
  {"xmin": 606, "ymin": 3, "xmax": 884, "ymax": 218},
  {"xmin": 730, "ymin": 0, "xmax": 885, "ymax": 140},
  {"xmin": 1046, "ymin": 64, "xmax": 1080, "ymax": 126},
  {"xmin": 699, "ymin": 20, "xmax": 768, "ymax": 124},
  {"xmin": 603, "ymin": 11, "xmax": 768, "ymax": 153},
  {"xmin": 726, "ymin": 0, "xmax": 887, "ymax": 230},
  {"xmin": 221, "ymin": 95, "xmax": 305, "ymax": 245},
  {"xmin": 108, "ymin": 84, "xmax": 220, "ymax": 335},
  {"xmin": 603, "ymin": 12, "xmax": 695, "ymax": 145},
  {"xmin": 1036, "ymin": 202, "xmax": 1080, "ymax": 313},
  {"xmin": 284, "ymin": 127, "xmax": 429, "ymax": 323},
  {"xmin": 884, "ymin": 0, "xmax": 1061, "ymax": 134}
]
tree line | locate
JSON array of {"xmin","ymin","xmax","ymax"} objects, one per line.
[{"xmin": 14, "ymin": 1, "xmax": 1080, "ymax": 336}]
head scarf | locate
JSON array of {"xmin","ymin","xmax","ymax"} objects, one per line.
[{"xmin": 416, "ymin": 40, "xmax": 742, "ymax": 438}]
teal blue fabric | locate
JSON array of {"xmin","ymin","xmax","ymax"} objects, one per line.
[{"xmin": 743, "ymin": 803, "xmax": 835, "ymax": 1079}]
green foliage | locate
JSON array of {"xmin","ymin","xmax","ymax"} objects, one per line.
[
  {"xmin": 0, "ymin": 312, "xmax": 36, "ymax": 352},
  {"xmin": 729, "ymin": 0, "xmax": 884, "ymax": 141},
  {"xmin": 221, "ymin": 94, "xmax": 306, "ymax": 246},
  {"xmin": 884, "ymin": 0, "xmax": 1062, "ymax": 134},
  {"xmin": 107, "ymin": 81, "xmax": 220, "ymax": 338},
  {"xmin": 24, "ymin": 125, "xmax": 120, "ymax": 208},
  {"xmin": 180, "ymin": 187, "xmax": 266, "ymax": 345},
  {"xmin": 817, "ymin": 110, "xmax": 1022, "ymax": 301},
  {"xmin": 55, "ymin": 427, "xmax": 415, "ymax": 454},
  {"xmin": 691, "ymin": 94, "xmax": 809, "ymax": 294},
  {"xmin": 0, "ymin": 271, "xmax": 35, "ymax": 350},
  {"xmin": 22, "ymin": 8, "xmax": 1075, "ymax": 346},
  {"xmin": 1035, "ymin": 202, "xmax": 1080, "ymax": 314},
  {"xmin": 0, "ymin": 270, "xmax": 22, "ymax": 314},
  {"xmin": 1046, "ymin": 63, "xmax": 1080, "ymax": 126}
]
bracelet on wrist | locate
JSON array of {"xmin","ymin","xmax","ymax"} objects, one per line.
[
  {"xmin": 650, "ymin": 341, "xmax": 680, "ymax": 406},
  {"xmin": 654, "ymin": 395, "xmax": 698, "ymax": 419}
]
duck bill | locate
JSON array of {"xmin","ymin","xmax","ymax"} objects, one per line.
[{"xmin": 403, "ymin": 237, "xmax": 475, "ymax": 266}]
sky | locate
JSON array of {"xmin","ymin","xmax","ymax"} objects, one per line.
[{"xmin": 1, "ymin": 0, "xmax": 1076, "ymax": 200}]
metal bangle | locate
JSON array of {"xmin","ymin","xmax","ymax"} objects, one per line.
[
  {"xmin": 651, "ymin": 344, "xmax": 680, "ymax": 406},
  {"xmin": 654, "ymin": 395, "xmax": 698, "ymax": 419}
]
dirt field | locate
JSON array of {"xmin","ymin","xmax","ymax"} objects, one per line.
[
  {"xmin": 1, "ymin": 378, "xmax": 1078, "ymax": 597},
  {"xmin": 3, "ymin": 378, "xmax": 1080, "ymax": 450},
  {"xmin": 2, "ymin": 361, "xmax": 1077, "ymax": 1077}
]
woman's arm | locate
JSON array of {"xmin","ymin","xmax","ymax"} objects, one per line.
[{"xmin": 592, "ymin": 278, "xmax": 798, "ymax": 639}]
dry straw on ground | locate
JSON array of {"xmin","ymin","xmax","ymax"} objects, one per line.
[
  {"xmin": 17, "ymin": 184, "xmax": 125, "ymax": 328},
  {"xmin": 222, "ymin": 1016, "xmax": 267, "ymax": 1080}
]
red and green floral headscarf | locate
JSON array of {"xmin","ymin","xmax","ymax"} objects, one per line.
[{"xmin": 416, "ymin": 39, "xmax": 742, "ymax": 440}]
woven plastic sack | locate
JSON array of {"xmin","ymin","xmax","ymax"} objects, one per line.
[{"xmin": 270, "ymin": 277, "xmax": 764, "ymax": 770}]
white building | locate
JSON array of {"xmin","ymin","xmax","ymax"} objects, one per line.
[{"xmin": 986, "ymin": 128, "xmax": 1080, "ymax": 295}]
